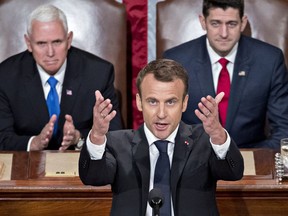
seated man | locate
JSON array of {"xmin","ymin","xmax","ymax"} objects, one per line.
[
  {"xmin": 0, "ymin": 5, "xmax": 122, "ymax": 151},
  {"xmin": 79, "ymin": 59, "xmax": 244, "ymax": 216},
  {"xmin": 163, "ymin": 0, "xmax": 288, "ymax": 149}
]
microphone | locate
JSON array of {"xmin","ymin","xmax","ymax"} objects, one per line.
[{"xmin": 148, "ymin": 188, "xmax": 164, "ymax": 216}]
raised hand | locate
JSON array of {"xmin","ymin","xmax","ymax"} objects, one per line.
[
  {"xmin": 194, "ymin": 92, "xmax": 227, "ymax": 144},
  {"xmin": 90, "ymin": 90, "xmax": 117, "ymax": 144}
]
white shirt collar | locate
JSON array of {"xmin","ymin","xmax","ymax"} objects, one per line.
[
  {"xmin": 143, "ymin": 123, "xmax": 179, "ymax": 146},
  {"xmin": 38, "ymin": 59, "xmax": 67, "ymax": 85},
  {"xmin": 206, "ymin": 38, "xmax": 238, "ymax": 64}
]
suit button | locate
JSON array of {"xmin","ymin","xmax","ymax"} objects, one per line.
[{"xmin": 229, "ymin": 159, "xmax": 235, "ymax": 167}]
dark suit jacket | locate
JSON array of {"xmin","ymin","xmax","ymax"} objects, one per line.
[
  {"xmin": 164, "ymin": 35, "xmax": 288, "ymax": 149},
  {"xmin": 0, "ymin": 47, "xmax": 122, "ymax": 150},
  {"xmin": 79, "ymin": 122, "xmax": 244, "ymax": 216}
]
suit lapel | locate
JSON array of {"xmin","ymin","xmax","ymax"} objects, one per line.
[
  {"xmin": 132, "ymin": 126, "xmax": 150, "ymax": 215},
  {"xmin": 59, "ymin": 48, "xmax": 82, "ymax": 127},
  {"xmin": 194, "ymin": 36, "xmax": 216, "ymax": 97},
  {"xmin": 22, "ymin": 56, "xmax": 50, "ymax": 125},
  {"xmin": 170, "ymin": 123, "xmax": 194, "ymax": 207},
  {"xmin": 132, "ymin": 124, "xmax": 201, "ymax": 214},
  {"xmin": 226, "ymin": 37, "xmax": 250, "ymax": 130}
]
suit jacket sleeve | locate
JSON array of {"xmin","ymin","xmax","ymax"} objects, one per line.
[
  {"xmin": 255, "ymin": 50, "xmax": 288, "ymax": 148},
  {"xmin": 79, "ymin": 143, "xmax": 117, "ymax": 186},
  {"xmin": 209, "ymin": 139, "xmax": 244, "ymax": 181},
  {"xmin": 0, "ymin": 52, "xmax": 41, "ymax": 150}
]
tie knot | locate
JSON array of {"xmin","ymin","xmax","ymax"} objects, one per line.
[
  {"xmin": 154, "ymin": 140, "xmax": 168, "ymax": 153},
  {"xmin": 47, "ymin": 77, "xmax": 58, "ymax": 88},
  {"xmin": 219, "ymin": 58, "xmax": 229, "ymax": 67}
]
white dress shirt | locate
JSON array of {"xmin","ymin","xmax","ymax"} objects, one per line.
[
  {"xmin": 38, "ymin": 61, "xmax": 66, "ymax": 102},
  {"xmin": 206, "ymin": 39, "xmax": 238, "ymax": 92},
  {"xmin": 26, "ymin": 60, "xmax": 67, "ymax": 151}
]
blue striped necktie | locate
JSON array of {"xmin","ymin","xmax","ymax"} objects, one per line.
[
  {"xmin": 154, "ymin": 140, "xmax": 171, "ymax": 216},
  {"xmin": 46, "ymin": 77, "xmax": 60, "ymax": 135}
]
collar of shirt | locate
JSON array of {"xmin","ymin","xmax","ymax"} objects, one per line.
[
  {"xmin": 206, "ymin": 38, "xmax": 238, "ymax": 64},
  {"xmin": 143, "ymin": 123, "xmax": 179, "ymax": 146},
  {"xmin": 206, "ymin": 38, "xmax": 238, "ymax": 91},
  {"xmin": 38, "ymin": 59, "xmax": 67, "ymax": 100}
]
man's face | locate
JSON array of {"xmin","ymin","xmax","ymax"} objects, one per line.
[
  {"xmin": 199, "ymin": 7, "xmax": 247, "ymax": 56},
  {"xmin": 136, "ymin": 73, "xmax": 188, "ymax": 140},
  {"xmin": 24, "ymin": 19, "xmax": 73, "ymax": 75}
]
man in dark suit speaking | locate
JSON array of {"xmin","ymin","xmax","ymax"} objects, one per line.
[
  {"xmin": 79, "ymin": 59, "xmax": 244, "ymax": 216},
  {"xmin": 164, "ymin": 0, "xmax": 288, "ymax": 149},
  {"xmin": 0, "ymin": 5, "xmax": 122, "ymax": 151}
]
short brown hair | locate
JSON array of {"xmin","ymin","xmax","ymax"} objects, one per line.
[
  {"xmin": 136, "ymin": 59, "xmax": 189, "ymax": 100},
  {"xmin": 203, "ymin": 0, "xmax": 244, "ymax": 19}
]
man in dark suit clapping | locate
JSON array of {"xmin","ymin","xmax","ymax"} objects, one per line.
[{"xmin": 0, "ymin": 4, "xmax": 122, "ymax": 151}]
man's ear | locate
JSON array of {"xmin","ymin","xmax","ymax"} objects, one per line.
[
  {"xmin": 240, "ymin": 15, "xmax": 248, "ymax": 32},
  {"xmin": 136, "ymin": 93, "xmax": 143, "ymax": 112},
  {"xmin": 67, "ymin": 31, "xmax": 73, "ymax": 49},
  {"xmin": 182, "ymin": 94, "xmax": 189, "ymax": 112},
  {"xmin": 199, "ymin": 15, "xmax": 207, "ymax": 31},
  {"xmin": 24, "ymin": 34, "xmax": 32, "ymax": 52}
]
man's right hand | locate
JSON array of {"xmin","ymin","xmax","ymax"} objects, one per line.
[
  {"xmin": 90, "ymin": 90, "xmax": 116, "ymax": 145},
  {"xmin": 30, "ymin": 115, "xmax": 57, "ymax": 151}
]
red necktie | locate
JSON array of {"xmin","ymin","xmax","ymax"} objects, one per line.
[{"xmin": 217, "ymin": 58, "xmax": 230, "ymax": 127}]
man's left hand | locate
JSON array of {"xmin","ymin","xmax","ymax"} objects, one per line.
[
  {"xmin": 60, "ymin": 114, "xmax": 80, "ymax": 151},
  {"xmin": 194, "ymin": 92, "xmax": 227, "ymax": 144}
]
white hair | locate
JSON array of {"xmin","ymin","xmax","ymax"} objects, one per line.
[{"xmin": 27, "ymin": 4, "xmax": 68, "ymax": 35}]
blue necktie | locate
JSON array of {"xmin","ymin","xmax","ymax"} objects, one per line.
[
  {"xmin": 46, "ymin": 77, "xmax": 60, "ymax": 135},
  {"xmin": 154, "ymin": 140, "xmax": 171, "ymax": 216}
]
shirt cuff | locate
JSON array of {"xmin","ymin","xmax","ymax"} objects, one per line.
[
  {"xmin": 27, "ymin": 136, "xmax": 35, "ymax": 151},
  {"xmin": 86, "ymin": 130, "xmax": 106, "ymax": 160},
  {"xmin": 210, "ymin": 129, "xmax": 231, "ymax": 159}
]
